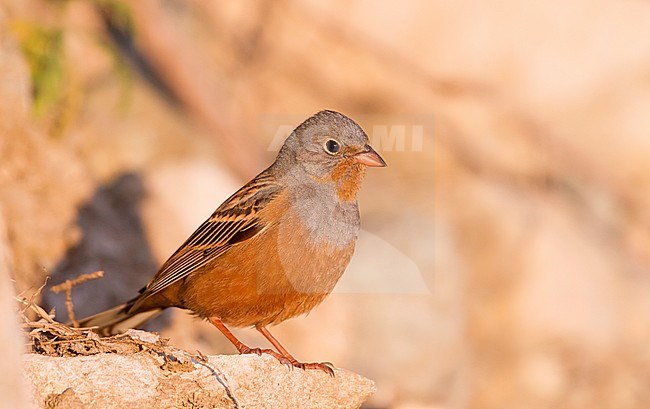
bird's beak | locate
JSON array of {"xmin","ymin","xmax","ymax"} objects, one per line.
[{"xmin": 353, "ymin": 146, "xmax": 387, "ymax": 167}]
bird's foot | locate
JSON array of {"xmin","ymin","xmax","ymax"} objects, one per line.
[
  {"xmin": 240, "ymin": 346, "xmax": 335, "ymax": 376},
  {"xmin": 287, "ymin": 359, "xmax": 335, "ymax": 377},
  {"xmin": 238, "ymin": 346, "xmax": 293, "ymax": 366},
  {"xmin": 254, "ymin": 326, "xmax": 336, "ymax": 376}
]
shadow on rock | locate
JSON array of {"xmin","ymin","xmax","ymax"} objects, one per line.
[{"xmin": 42, "ymin": 172, "xmax": 169, "ymax": 332}]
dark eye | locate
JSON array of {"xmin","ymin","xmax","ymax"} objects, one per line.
[{"xmin": 324, "ymin": 139, "xmax": 341, "ymax": 155}]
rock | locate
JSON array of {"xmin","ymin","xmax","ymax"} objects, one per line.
[
  {"xmin": 23, "ymin": 350, "xmax": 375, "ymax": 409},
  {"xmin": 0, "ymin": 215, "xmax": 31, "ymax": 409}
]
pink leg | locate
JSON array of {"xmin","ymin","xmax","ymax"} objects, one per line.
[{"xmin": 208, "ymin": 317, "xmax": 290, "ymax": 365}]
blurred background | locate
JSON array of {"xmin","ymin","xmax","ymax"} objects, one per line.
[{"xmin": 1, "ymin": 0, "xmax": 650, "ymax": 408}]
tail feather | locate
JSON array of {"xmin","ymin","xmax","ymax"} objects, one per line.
[{"xmin": 77, "ymin": 303, "xmax": 163, "ymax": 336}]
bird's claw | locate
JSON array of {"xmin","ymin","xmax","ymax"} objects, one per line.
[
  {"xmin": 239, "ymin": 346, "xmax": 264, "ymax": 356},
  {"xmin": 239, "ymin": 346, "xmax": 293, "ymax": 366},
  {"xmin": 291, "ymin": 361, "xmax": 336, "ymax": 377}
]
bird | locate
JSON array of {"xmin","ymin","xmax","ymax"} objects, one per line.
[{"xmin": 78, "ymin": 110, "xmax": 386, "ymax": 375}]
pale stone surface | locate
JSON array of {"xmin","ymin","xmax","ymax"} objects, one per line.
[{"xmin": 23, "ymin": 351, "xmax": 375, "ymax": 409}]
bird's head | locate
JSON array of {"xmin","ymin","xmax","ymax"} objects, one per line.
[{"xmin": 274, "ymin": 111, "xmax": 386, "ymax": 199}]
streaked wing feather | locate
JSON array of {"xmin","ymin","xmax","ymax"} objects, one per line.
[{"xmin": 141, "ymin": 174, "xmax": 282, "ymax": 297}]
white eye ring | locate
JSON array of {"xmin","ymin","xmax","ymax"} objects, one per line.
[{"xmin": 324, "ymin": 139, "xmax": 341, "ymax": 155}]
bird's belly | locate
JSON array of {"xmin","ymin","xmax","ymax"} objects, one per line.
[{"xmin": 180, "ymin": 220, "xmax": 356, "ymax": 327}]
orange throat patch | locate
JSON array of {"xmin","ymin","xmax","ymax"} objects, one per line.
[{"xmin": 330, "ymin": 160, "xmax": 366, "ymax": 202}]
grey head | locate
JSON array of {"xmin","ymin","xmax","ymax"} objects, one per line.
[{"xmin": 272, "ymin": 110, "xmax": 386, "ymax": 182}]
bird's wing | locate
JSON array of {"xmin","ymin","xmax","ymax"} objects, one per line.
[{"xmin": 140, "ymin": 172, "xmax": 283, "ymax": 298}]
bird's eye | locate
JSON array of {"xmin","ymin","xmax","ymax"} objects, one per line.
[{"xmin": 324, "ymin": 139, "xmax": 341, "ymax": 155}]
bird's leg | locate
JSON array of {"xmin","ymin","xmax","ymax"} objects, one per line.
[
  {"xmin": 257, "ymin": 326, "xmax": 335, "ymax": 376},
  {"xmin": 208, "ymin": 317, "xmax": 290, "ymax": 364}
]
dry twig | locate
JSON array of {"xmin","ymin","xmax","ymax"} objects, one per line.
[{"xmin": 50, "ymin": 271, "xmax": 104, "ymax": 327}]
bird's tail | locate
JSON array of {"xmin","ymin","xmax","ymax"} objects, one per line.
[{"xmin": 77, "ymin": 302, "xmax": 163, "ymax": 336}]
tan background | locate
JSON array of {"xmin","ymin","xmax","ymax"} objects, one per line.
[{"xmin": 2, "ymin": 0, "xmax": 650, "ymax": 408}]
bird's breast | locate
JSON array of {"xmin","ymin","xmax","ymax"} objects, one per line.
[{"xmin": 285, "ymin": 185, "xmax": 360, "ymax": 249}]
